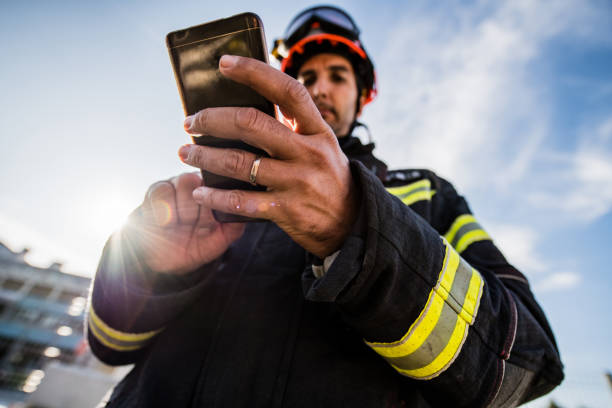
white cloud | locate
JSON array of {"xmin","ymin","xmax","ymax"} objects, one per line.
[
  {"xmin": 534, "ymin": 271, "xmax": 582, "ymax": 293},
  {"xmin": 486, "ymin": 223, "xmax": 547, "ymax": 275},
  {"xmin": 528, "ymin": 116, "xmax": 612, "ymax": 221},
  {"xmin": 353, "ymin": 0, "xmax": 606, "ymax": 294},
  {"xmin": 481, "ymin": 222, "xmax": 583, "ymax": 292},
  {"xmin": 366, "ymin": 0, "xmax": 585, "ymax": 188},
  {"xmin": 464, "ymin": 220, "xmax": 585, "ymax": 295},
  {"xmin": 359, "ymin": 0, "xmax": 612, "ymax": 226}
]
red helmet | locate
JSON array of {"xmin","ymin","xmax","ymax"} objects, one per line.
[{"xmin": 272, "ymin": 5, "xmax": 377, "ymax": 106}]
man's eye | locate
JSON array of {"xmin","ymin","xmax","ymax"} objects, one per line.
[
  {"xmin": 301, "ymin": 77, "xmax": 315, "ymax": 87},
  {"xmin": 331, "ymin": 74, "xmax": 345, "ymax": 83}
]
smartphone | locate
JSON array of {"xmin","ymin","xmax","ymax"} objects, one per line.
[{"xmin": 166, "ymin": 13, "xmax": 275, "ymax": 223}]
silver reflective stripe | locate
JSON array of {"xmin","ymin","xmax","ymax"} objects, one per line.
[
  {"xmin": 384, "ymin": 256, "xmax": 474, "ymax": 371},
  {"xmin": 365, "ymin": 241, "xmax": 484, "ymax": 380},
  {"xmin": 449, "ymin": 221, "xmax": 483, "ymax": 249},
  {"xmin": 444, "ymin": 257, "xmax": 474, "ymax": 315},
  {"xmin": 385, "ymin": 301, "xmax": 459, "ymax": 370}
]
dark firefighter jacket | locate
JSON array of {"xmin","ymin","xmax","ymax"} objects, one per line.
[{"xmin": 87, "ymin": 135, "xmax": 564, "ymax": 407}]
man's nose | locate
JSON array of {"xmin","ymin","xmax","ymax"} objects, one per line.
[{"xmin": 311, "ymin": 78, "xmax": 331, "ymax": 99}]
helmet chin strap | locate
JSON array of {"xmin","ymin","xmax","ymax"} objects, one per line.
[
  {"xmin": 343, "ymin": 83, "xmax": 372, "ymax": 143},
  {"xmin": 345, "ymin": 120, "xmax": 373, "ymax": 144}
]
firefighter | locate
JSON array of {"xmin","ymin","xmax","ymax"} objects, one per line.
[{"xmin": 87, "ymin": 6, "xmax": 563, "ymax": 407}]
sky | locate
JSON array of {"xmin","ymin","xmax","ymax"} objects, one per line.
[{"xmin": 1, "ymin": 0, "xmax": 611, "ymax": 406}]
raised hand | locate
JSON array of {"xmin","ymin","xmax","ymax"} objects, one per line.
[{"xmin": 178, "ymin": 55, "xmax": 358, "ymax": 258}]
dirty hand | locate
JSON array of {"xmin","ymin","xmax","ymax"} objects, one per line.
[{"xmin": 179, "ymin": 55, "xmax": 358, "ymax": 259}]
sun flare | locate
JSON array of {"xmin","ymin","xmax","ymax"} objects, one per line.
[{"xmin": 89, "ymin": 193, "xmax": 135, "ymax": 236}]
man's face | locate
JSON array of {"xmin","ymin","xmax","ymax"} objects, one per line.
[{"xmin": 297, "ymin": 53, "xmax": 365, "ymax": 138}]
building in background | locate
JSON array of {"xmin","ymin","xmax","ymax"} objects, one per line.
[{"xmin": 0, "ymin": 242, "xmax": 126, "ymax": 408}]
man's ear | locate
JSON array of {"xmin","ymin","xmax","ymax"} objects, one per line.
[{"xmin": 356, "ymin": 92, "xmax": 367, "ymax": 118}]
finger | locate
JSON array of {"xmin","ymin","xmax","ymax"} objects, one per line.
[
  {"xmin": 186, "ymin": 107, "xmax": 300, "ymax": 159},
  {"xmin": 194, "ymin": 184, "xmax": 220, "ymax": 233},
  {"xmin": 218, "ymin": 55, "xmax": 326, "ymax": 135},
  {"xmin": 169, "ymin": 172, "xmax": 202, "ymax": 225},
  {"xmin": 178, "ymin": 144, "xmax": 293, "ymax": 188},
  {"xmin": 192, "ymin": 186, "xmax": 280, "ymax": 221},
  {"xmin": 144, "ymin": 181, "xmax": 178, "ymax": 227}
]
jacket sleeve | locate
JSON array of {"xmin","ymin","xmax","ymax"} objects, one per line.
[
  {"xmin": 302, "ymin": 161, "xmax": 564, "ymax": 407},
  {"xmin": 86, "ymin": 213, "xmax": 216, "ymax": 366}
]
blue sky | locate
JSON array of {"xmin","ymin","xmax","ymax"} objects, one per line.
[{"xmin": 1, "ymin": 0, "xmax": 611, "ymax": 406}]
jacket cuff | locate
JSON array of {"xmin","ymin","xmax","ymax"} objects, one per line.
[
  {"xmin": 312, "ymin": 250, "xmax": 341, "ymax": 279},
  {"xmin": 302, "ymin": 160, "xmax": 370, "ymax": 302},
  {"xmin": 88, "ymin": 222, "xmax": 218, "ymax": 345},
  {"xmin": 305, "ymin": 160, "xmax": 516, "ymax": 384}
]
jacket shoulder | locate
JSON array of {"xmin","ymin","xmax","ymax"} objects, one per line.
[
  {"xmin": 383, "ymin": 168, "xmax": 438, "ymax": 187},
  {"xmin": 384, "ymin": 168, "xmax": 460, "ymax": 199}
]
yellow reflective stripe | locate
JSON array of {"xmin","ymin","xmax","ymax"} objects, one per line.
[
  {"xmin": 386, "ymin": 179, "xmax": 430, "ymax": 196},
  {"xmin": 367, "ymin": 245, "xmax": 462, "ymax": 358},
  {"xmin": 461, "ymin": 268, "xmax": 484, "ymax": 324},
  {"xmin": 401, "ymin": 190, "xmax": 436, "ymax": 206},
  {"xmin": 88, "ymin": 318, "xmax": 143, "ymax": 352},
  {"xmin": 439, "ymin": 245, "xmax": 460, "ymax": 298},
  {"xmin": 394, "ymin": 314, "xmax": 469, "ymax": 380},
  {"xmin": 444, "ymin": 215, "xmax": 476, "ymax": 245},
  {"xmin": 371, "ymin": 287, "xmax": 447, "ymax": 358},
  {"xmin": 455, "ymin": 230, "xmax": 491, "ymax": 254},
  {"xmin": 89, "ymin": 306, "xmax": 161, "ymax": 342},
  {"xmin": 386, "ymin": 179, "xmax": 436, "ymax": 206},
  {"xmin": 444, "ymin": 214, "xmax": 491, "ymax": 253},
  {"xmin": 366, "ymin": 242, "xmax": 485, "ymax": 379},
  {"xmin": 366, "ymin": 244, "xmax": 454, "ymax": 357}
]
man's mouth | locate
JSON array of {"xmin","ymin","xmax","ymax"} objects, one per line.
[{"xmin": 316, "ymin": 103, "xmax": 336, "ymax": 119}]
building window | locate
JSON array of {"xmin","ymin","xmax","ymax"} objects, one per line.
[
  {"xmin": 14, "ymin": 342, "xmax": 45, "ymax": 369},
  {"xmin": 2, "ymin": 278, "xmax": 25, "ymax": 291},
  {"xmin": 57, "ymin": 289, "xmax": 82, "ymax": 304},
  {"xmin": 28, "ymin": 284, "xmax": 52, "ymax": 299},
  {"xmin": 40, "ymin": 315, "xmax": 59, "ymax": 329},
  {"xmin": 43, "ymin": 346, "xmax": 61, "ymax": 358},
  {"xmin": 67, "ymin": 296, "xmax": 87, "ymax": 316},
  {"xmin": 0, "ymin": 336, "xmax": 13, "ymax": 362},
  {"xmin": 16, "ymin": 308, "xmax": 41, "ymax": 324}
]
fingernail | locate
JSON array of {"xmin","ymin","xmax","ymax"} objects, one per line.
[
  {"xmin": 184, "ymin": 115, "xmax": 194, "ymax": 132},
  {"xmin": 178, "ymin": 145, "xmax": 192, "ymax": 162},
  {"xmin": 220, "ymin": 55, "xmax": 237, "ymax": 69},
  {"xmin": 193, "ymin": 187, "xmax": 207, "ymax": 201}
]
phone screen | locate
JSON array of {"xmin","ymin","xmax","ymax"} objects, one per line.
[
  {"xmin": 167, "ymin": 13, "xmax": 275, "ymax": 222},
  {"xmin": 170, "ymin": 28, "xmax": 272, "ymax": 114}
]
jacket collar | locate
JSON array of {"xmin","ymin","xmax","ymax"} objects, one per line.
[{"xmin": 338, "ymin": 135, "xmax": 388, "ymax": 182}]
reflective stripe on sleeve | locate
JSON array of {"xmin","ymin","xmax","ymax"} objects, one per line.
[
  {"xmin": 444, "ymin": 214, "xmax": 491, "ymax": 253},
  {"xmin": 386, "ymin": 179, "xmax": 436, "ymax": 206},
  {"xmin": 87, "ymin": 306, "xmax": 162, "ymax": 352},
  {"xmin": 366, "ymin": 241, "xmax": 484, "ymax": 380}
]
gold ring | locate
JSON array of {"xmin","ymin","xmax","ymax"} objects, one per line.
[{"xmin": 249, "ymin": 156, "xmax": 263, "ymax": 186}]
